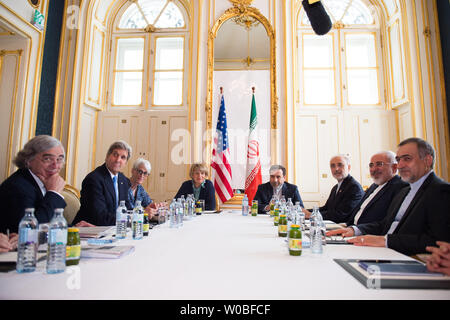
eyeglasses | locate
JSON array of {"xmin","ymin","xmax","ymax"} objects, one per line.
[
  {"xmin": 369, "ymin": 161, "xmax": 393, "ymax": 168},
  {"xmin": 136, "ymin": 169, "xmax": 149, "ymax": 176},
  {"xmin": 39, "ymin": 155, "xmax": 65, "ymax": 165}
]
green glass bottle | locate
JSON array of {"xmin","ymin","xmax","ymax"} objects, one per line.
[
  {"xmin": 251, "ymin": 200, "xmax": 258, "ymax": 216},
  {"xmin": 66, "ymin": 228, "xmax": 81, "ymax": 266},
  {"xmin": 273, "ymin": 207, "xmax": 280, "ymax": 226},
  {"xmin": 288, "ymin": 225, "xmax": 302, "ymax": 256},
  {"xmin": 278, "ymin": 214, "xmax": 287, "ymax": 237}
]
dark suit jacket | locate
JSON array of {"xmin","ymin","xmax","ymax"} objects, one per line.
[
  {"xmin": 174, "ymin": 179, "xmax": 216, "ymax": 211},
  {"xmin": 357, "ymin": 172, "xmax": 450, "ymax": 256},
  {"xmin": 253, "ymin": 182, "xmax": 303, "ymax": 214},
  {"xmin": 346, "ymin": 175, "xmax": 408, "ymax": 226},
  {"xmin": 317, "ymin": 175, "xmax": 364, "ymax": 223},
  {"xmin": 72, "ymin": 164, "xmax": 131, "ymax": 226},
  {"xmin": 0, "ymin": 168, "xmax": 66, "ymax": 233}
]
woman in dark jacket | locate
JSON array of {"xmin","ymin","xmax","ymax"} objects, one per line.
[{"xmin": 174, "ymin": 163, "xmax": 216, "ymax": 210}]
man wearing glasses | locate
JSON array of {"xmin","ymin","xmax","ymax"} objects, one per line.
[
  {"xmin": 328, "ymin": 137, "xmax": 450, "ymax": 256},
  {"xmin": 73, "ymin": 140, "xmax": 133, "ymax": 226},
  {"xmin": 0, "ymin": 135, "xmax": 67, "ymax": 233},
  {"xmin": 345, "ymin": 151, "xmax": 408, "ymax": 226}
]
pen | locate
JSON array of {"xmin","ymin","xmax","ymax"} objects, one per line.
[{"xmin": 6, "ymin": 228, "xmax": 9, "ymax": 239}]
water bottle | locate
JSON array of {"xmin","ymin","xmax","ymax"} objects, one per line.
[
  {"xmin": 315, "ymin": 207, "xmax": 327, "ymax": 246},
  {"xmin": 297, "ymin": 202, "xmax": 306, "ymax": 230},
  {"xmin": 176, "ymin": 199, "xmax": 184, "ymax": 227},
  {"xmin": 16, "ymin": 208, "xmax": 39, "ymax": 273},
  {"xmin": 116, "ymin": 200, "xmax": 127, "ymax": 239},
  {"xmin": 310, "ymin": 206, "xmax": 318, "ymax": 229},
  {"xmin": 169, "ymin": 199, "xmax": 177, "ymax": 228},
  {"xmin": 310, "ymin": 206, "xmax": 323, "ymax": 254},
  {"xmin": 132, "ymin": 200, "xmax": 144, "ymax": 239},
  {"xmin": 287, "ymin": 198, "xmax": 294, "ymax": 215},
  {"xmin": 241, "ymin": 194, "xmax": 249, "ymax": 216},
  {"xmin": 184, "ymin": 195, "xmax": 193, "ymax": 220},
  {"xmin": 190, "ymin": 195, "xmax": 196, "ymax": 218},
  {"xmin": 46, "ymin": 208, "xmax": 68, "ymax": 274}
]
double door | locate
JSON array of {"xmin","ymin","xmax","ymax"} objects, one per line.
[
  {"xmin": 294, "ymin": 108, "xmax": 398, "ymax": 209},
  {"xmin": 96, "ymin": 111, "xmax": 188, "ymax": 202}
]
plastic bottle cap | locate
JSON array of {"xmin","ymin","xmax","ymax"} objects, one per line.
[
  {"xmin": 68, "ymin": 228, "xmax": 79, "ymax": 232},
  {"xmin": 280, "ymin": 214, "xmax": 286, "ymax": 217},
  {"xmin": 291, "ymin": 225, "xmax": 300, "ymax": 228},
  {"xmin": 144, "ymin": 213, "xmax": 149, "ymax": 216}
]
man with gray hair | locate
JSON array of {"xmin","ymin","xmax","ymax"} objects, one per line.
[
  {"xmin": 345, "ymin": 151, "xmax": 408, "ymax": 226},
  {"xmin": 328, "ymin": 137, "xmax": 450, "ymax": 256},
  {"xmin": 253, "ymin": 165, "xmax": 304, "ymax": 214},
  {"xmin": 0, "ymin": 135, "xmax": 67, "ymax": 233},
  {"xmin": 73, "ymin": 140, "xmax": 133, "ymax": 226},
  {"xmin": 304, "ymin": 154, "xmax": 364, "ymax": 223}
]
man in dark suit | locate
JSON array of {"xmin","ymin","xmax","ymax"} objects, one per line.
[
  {"xmin": 328, "ymin": 138, "xmax": 450, "ymax": 256},
  {"xmin": 345, "ymin": 151, "xmax": 408, "ymax": 226},
  {"xmin": 304, "ymin": 154, "xmax": 364, "ymax": 223},
  {"xmin": 0, "ymin": 135, "xmax": 67, "ymax": 233},
  {"xmin": 72, "ymin": 141, "xmax": 132, "ymax": 226},
  {"xmin": 253, "ymin": 165, "xmax": 303, "ymax": 214}
]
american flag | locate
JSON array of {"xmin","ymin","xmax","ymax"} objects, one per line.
[{"xmin": 211, "ymin": 94, "xmax": 233, "ymax": 203}]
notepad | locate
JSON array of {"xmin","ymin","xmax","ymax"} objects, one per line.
[
  {"xmin": 358, "ymin": 260, "xmax": 444, "ymax": 277},
  {"xmin": 81, "ymin": 245, "xmax": 135, "ymax": 259}
]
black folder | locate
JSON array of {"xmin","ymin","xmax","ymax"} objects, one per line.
[{"xmin": 334, "ymin": 259, "xmax": 450, "ymax": 290}]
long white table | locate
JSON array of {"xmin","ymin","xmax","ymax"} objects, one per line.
[{"xmin": 1, "ymin": 210, "xmax": 449, "ymax": 300}]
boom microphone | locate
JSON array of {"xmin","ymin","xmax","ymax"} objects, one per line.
[{"xmin": 302, "ymin": 0, "xmax": 332, "ymax": 36}]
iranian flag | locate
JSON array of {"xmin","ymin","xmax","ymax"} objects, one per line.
[{"xmin": 244, "ymin": 89, "xmax": 262, "ymax": 204}]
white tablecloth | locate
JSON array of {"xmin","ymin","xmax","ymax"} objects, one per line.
[{"xmin": 1, "ymin": 210, "xmax": 449, "ymax": 300}]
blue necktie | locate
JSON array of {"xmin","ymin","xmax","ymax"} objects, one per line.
[{"xmin": 112, "ymin": 175, "xmax": 119, "ymax": 209}]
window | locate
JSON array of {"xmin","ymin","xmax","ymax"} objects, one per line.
[
  {"xmin": 297, "ymin": 0, "xmax": 382, "ymax": 108},
  {"xmin": 113, "ymin": 38, "xmax": 144, "ymax": 106},
  {"xmin": 110, "ymin": 0, "xmax": 188, "ymax": 109},
  {"xmin": 153, "ymin": 37, "xmax": 184, "ymax": 105}
]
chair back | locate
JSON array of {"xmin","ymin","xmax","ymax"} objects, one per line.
[{"xmin": 61, "ymin": 185, "xmax": 81, "ymax": 224}]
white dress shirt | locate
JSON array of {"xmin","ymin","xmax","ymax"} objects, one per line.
[
  {"xmin": 353, "ymin": 182, "xmax": 387, "ymax": 225},
  {"xmin": 28, "ymin": 169, "xmax": 64, "ymax": 199}
]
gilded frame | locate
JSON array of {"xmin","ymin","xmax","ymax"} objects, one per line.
[{"xmin": 206, "ymin": 6, "xmax": 278, "ymax": 132}]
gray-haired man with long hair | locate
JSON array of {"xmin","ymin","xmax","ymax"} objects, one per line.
[{"xmin": 0, "ymin": 135, "xmax": 67, "ymax": 233}]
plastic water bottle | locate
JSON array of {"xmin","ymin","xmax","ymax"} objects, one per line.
[
  {"xmin": 176, "ymin": 199, "xmax": 184, "ymax": 227},
  {"xmin": 132, "ymin": 200, "xmax": 144, "ymax": 239},
  {"xmin": 315, "ymin": 207, "xmax": 326, "ymax": 246},
  {"xmin": 46, "ymin": 208, "xmax": 68, "ymax": 274},
  {"xmin": 116, "ymin": 200, "xmax": 127, "ymax": 239},
  {"xmin": 169, "ymin": 199, "xmax": 177, "ymax": 228},
  {"xmin": 16, "ymin": 208, "xmax": 39, "ymax": 273},
  {"xmin": 242, "ymin": 194, "xmax": 249, "ymax": 216},
  {"xmin": 189, "ymin": 195, "xmax": 196, "ymax": 218},
  {"xmin": 310, "ymin": 206, "xmax": 323, "ymax": 254}
]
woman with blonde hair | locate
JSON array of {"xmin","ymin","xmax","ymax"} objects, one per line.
[{"xmin": 174, "ymin": 163, "xmax": 216, "ymax": 210}]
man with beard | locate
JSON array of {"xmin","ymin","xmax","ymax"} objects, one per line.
[
  {"xmin": 327, "ymin": 138, "xmax": 450, "ymax": 256},
  {"xmin": 303, "ymin": 154, "xmax": 364, "ymax": 223},
  {"xmin": 253, "ymin": 165, "xmax": 304, "ymax": 214},
  {"xmin": 345, "ymin": 151, "xmax": 408, "ymax": 226}
]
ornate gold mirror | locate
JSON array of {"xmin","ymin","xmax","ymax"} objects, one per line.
[{"xmin": 205, "ymin": 0, "xmax": 277, "ymax": 165}]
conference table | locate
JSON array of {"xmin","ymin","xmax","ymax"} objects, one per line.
[{"xmin": 1, "ymin": 210, "xmax": 449, "ymax": 300}]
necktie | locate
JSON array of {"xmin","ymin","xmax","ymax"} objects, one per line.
[
  {"xmin": 112, "ymin": 175, "xmax": 119, "ymax": 209},
  {"xmin": 387, "ymin": 186, "xmax": 412, "ymax": 234}
]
